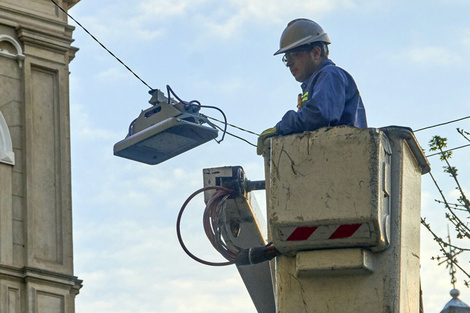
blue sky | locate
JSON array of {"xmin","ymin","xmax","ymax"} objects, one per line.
[{"xmin": 67, "ymin": 1, "xmax": 470, "ymax": 312}]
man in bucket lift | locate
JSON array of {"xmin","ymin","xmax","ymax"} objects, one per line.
[{"xmin": 257, "ymin": 18, "xmax": 367, "ymax": 155}]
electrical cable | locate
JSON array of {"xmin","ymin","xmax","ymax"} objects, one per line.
[
  {"xmin": 51, "ymin": 0, "xmax": 257, "ymax": 147},
  {"xmin": 176, "ymin": 186, "xmax": 235, "ymax": 266},
  {"xmin": 177, "ymin": 186, "xmax": 280, "ymax": 267},
  {"xmin": 418, "ymin": 117, "xmax": 470, "ymax": 158},
  {"xmin": 203, "ymin": 113, "xmax": 470, "ymax": 150},
  {"xmin": 414, "ymin": 115, "xmax": 470, "ymax": 133},
  {"xmin": 49, "ymin": 0, "xmax": 154, "ymax": 90},
  {"xmin": 165, "ymin": 85, "xmax": 228, "ymax": 143},
  {"xmin": 50, "ymin": 0, "xmax": 240, "ymax": 146},
  {"xmin": 203, "ymin": 189, "xmax": 240, "ymax": 262},
  {"xmin": 48, "ymin": 0, "xmax": 470, "ymax": 150},
  {"xmin": 201, "ymin": 114, "xmax": 259, "ymax": 146},
  {"xmin": 426, "ymin": 143, "xmax": 470, "ymax": 158},
  {"xmin": 208, "ymin": 121, "xmax": 257, "ymax": 147},
  {"xmin": 203, "ymin": 115, "xmax": 261, "ymax": 137}
]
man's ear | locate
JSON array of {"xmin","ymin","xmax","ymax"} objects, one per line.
[{"xmin": 310, "ymin": 46, "xmax": 322, "ymax": 59}]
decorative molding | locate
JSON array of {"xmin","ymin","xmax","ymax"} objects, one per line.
[
  {"xmin": 0, "ymin": 111, "xmax": 15, "ymax": 165},
  {"xmin": 16, "ymin": 26, "xmax": 78, "ymax": 64},
  {"xmin": 0, "ymin": 265, "xmax": 83, "ymax": 290},
  {"xmin": 0, "ymin": 34, "xmax": 25, "ymax": 69},
  {"xmin": 64, "ymin": 0, "xmax": 81, "ymax": 10}
]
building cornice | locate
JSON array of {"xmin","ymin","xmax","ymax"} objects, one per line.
[
  {"xmin": 64, "ymin": 0, "xmax": 81, "ymax": 10},
  {"xmin": 0, "ymin": 265, "xmax": 83, "ymax": 292},
  {"xmin": 0, "ymin": 2, "xmax": 77, "ymax": 39}
]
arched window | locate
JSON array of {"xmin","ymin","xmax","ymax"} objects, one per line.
[
  {"xmin": 0, "ymin": 34, "xmax": 25, "ymax": 69},
  {"xmin": 0, "ymin": 34, "xmax": 22, "ymax": 166},
  {"xmin": 0, "ymin": 111, "xmax": 14, "ymax": 165}
]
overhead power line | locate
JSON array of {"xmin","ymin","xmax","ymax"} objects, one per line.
[
  {"xmin": 415, "ymin": 116, "xmax": 470, "ymax": 158},
  {"xmin": 414, "ymin": 115, "xmax": 470, "ymax": 132},
  {"xmin": 49, "ymin": 0, "xmax": 154, "ymax": 90},
  {"xmin": 426, "ymin": 143, "xmax": 470, "ymax": 158},
  {"xmin": 49, "ymin": 0, "xmax": 470, "ymax": 151}
]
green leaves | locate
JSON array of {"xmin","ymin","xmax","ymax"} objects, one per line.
[
  {"xmin": 429, "ymin": 135, "xmax": 453, "ymax": 161},
  {"xmin": 424, "ymin": 131, "xmax": 470, "ymax": 287}
]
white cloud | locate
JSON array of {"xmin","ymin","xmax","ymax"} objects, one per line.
[
  {"xmin": 98, "ymin": 67, "xmax": 131, "ymax": 82},
  {"xmin": 191, "ymin": 0, "xmax": 342, "ymax": 40},
  {"xmin": 383, "ymin": 27, "xmax": 470, "ymax": 69},
  {"xmin": 71, "ymin": 0, "xmax": 391, "ymax": 50},
  {"xmin": 74, "ymin": 218, "xmax": 254, "ymax": 313},
  {"xmin": 70, "ymin": 103, "xmax": 117, "ymax": 141},
  {"xmin": 385, "ymin": 45, "xmax": 463, "ymax": 68},
  {"xmin": 459, "ymin": 28, "xmax": 470, "ymax": 57},
  {"xmin": 434, "ymin": 0, "xmax": 470, "ymax": 5},
  {"xmin": 137, "ymin": 0, "xmax": 208, "ymax": 18},
  {"xmin": 76, "ymin": 0, "xmax": 362, "ymax": 44},
  {"xmin": 408, "ymin": 46, "xmax": 455, "ymax": 66}
]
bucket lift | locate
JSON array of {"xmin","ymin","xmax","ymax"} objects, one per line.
[
  {"xmin": 176, "ymin": 166, "xmax": 277, "ymax": 313},
  {"xmin": 113, "ymin": 88, "xmax": 218, "ymax": 165},
  {"xmin": 201, "ymin": 166, "xmax": 276, "ymax": 313}
]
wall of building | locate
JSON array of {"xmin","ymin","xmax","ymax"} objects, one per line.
[{"xmin": 0, "ymin": 1, "xmax": 81, "ymax": 312}]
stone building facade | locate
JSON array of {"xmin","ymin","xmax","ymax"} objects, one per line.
[{"xmin": 0, "ymin": 0, "xmax": 82, "ymax": 312}]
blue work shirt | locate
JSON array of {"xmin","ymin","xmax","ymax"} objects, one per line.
[{"xmin": 275, "ymin": 59, "xmax": 367, "ymax": 136}]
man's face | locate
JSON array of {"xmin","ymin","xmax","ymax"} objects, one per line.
[{"xmin": 284, "ymin": 47, "xmax": 322, "ymax": 82}]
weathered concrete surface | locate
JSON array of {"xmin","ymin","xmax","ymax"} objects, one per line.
[{"xmin": 263, "ymin": 126, "xmax": 428, "ymax": 313}]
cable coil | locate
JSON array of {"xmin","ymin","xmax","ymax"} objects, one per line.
[{"xmin": 177, "ymin": 186, "xmax": 279, "ymax": 267}]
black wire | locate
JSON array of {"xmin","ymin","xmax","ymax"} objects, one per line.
[
  {"xmin": 426, "ymin": 143, "xmax": 470, "ymax": 158},
  {"xmin": 418, "ymin": 116, "xmax": 470, "ymax": 157},
  {"xmin": 49, "ymin": 0, "xmax": 154, "ymax": 90},
  {"xmin": 204, "ymin": 115, "xmax": 260, "ymax": 137},
  {"xmin": 49, "ymin": 0, "xmax": 246, "ymax": 146},
  {"xmin": 414, "ymin": 115, "xmax": 470, "ymax": 132},
  {"xmin": 176, "ymin": 186, "xmax": 235, "ymax": 267},
  {"xmin": 199, "ymin": 105, "xmax": 227, "ymax": 143},
  {"xmin": 165, "ymin": 85, "xmax": 228, "ymax": 143},
  {"xmin": 210, "ymin": 122, "xmax": 257, "ymax": 147},
  {"xmin": 49, "ymin": 0, "xmax": 470, "ymax": 150}
]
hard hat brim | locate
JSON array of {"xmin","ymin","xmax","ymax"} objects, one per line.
[{"xmin": 274, "ymin": 33, "xmax": 331, "ymax": 56}]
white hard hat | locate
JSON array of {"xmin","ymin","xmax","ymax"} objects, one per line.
[{"xmin": 274, "ymin": 19, "xmax": 331, "ymax": 55}]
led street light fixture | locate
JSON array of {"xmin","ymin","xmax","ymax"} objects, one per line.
[{"xmin": 114, "ymin": 90, "xmax": 218, "ymax": 165}]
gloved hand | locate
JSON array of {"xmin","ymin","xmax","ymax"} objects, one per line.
[{"xmin": 257, "ymin": 127, "xmax": 277, "ymax": 155}]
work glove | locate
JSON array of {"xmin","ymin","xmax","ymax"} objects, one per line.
[{"xmin": 257, "ymin": 127, "xmax": 277, "ymax": 155}]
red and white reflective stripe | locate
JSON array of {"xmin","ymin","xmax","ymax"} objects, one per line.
[{"xmin": 279, "ymin": 223, "xmax": 370, "ymax": 242}]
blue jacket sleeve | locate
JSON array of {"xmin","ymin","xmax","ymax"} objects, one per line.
[{"xmin": 275, "ymin": 70, "xmax": 348, "ymax": 136}]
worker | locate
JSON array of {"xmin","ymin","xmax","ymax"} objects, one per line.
[{"xmin": 257, "ymin": 18, "xmax": 367, "ymax": 155}]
